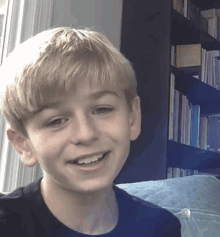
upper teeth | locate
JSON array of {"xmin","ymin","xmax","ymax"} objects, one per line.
[{"xmin": 76, "ymin": 153, "xmax": 104, "ymax": 164}]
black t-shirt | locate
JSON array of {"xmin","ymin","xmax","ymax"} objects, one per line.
[{"xmin": 0, "ymin": 177, "xmax": 181, "ymax": 236}]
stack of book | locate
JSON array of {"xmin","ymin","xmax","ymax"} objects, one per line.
[
  {"xmin": 171, "ymin": 44, "xmax": 220, "ymax": 89},
  {"xmin": 169, "ymin": 43, "xmax": 220, "ymax": 150},
  {"xmin": 173, "ymin": 0, "xmax": 207, "ymax": 30},
  {"xmin": 201, "ymin": 8, "xmax": 220, "ymax": 41},
  {"xmin": 169, "ymin": 76, "xmax": 220, "ymax": 151}
]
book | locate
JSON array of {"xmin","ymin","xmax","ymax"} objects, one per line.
[
  {"xmin": 167, "ymin": 167, "xmax": 173, "ymax": 179},
  {"xmin": 200, "ymin": 14, "xmax": 208, "ymax": 33},
  {"xmin": 205, "ymin": 51, "xmax": 219, "ymax": 87},
  {"xmin": 173, "ymin": 0, "xmax": 178, "ymax": 11},
  {"xmin": 194, "ymin": 170, "xmax": 199, "ymax": 175},
  {"xmin": 209, "ymin": 50, "xmax": 220, "ymax": 89},
  {"xmin": 187, "ymin": 0, "xmax": 200, "ymax": 28},
  {"xmin": 216, "ymin": 9, "xmax": 220, "ymax": 41},
  {"xmin": 171, "ymin": 45, "xmax": 176, "ymax": 66},
  {"xmin": 178, "ymin": 92, "xmax": 183, "ymax": 143},
  {"xmin": 209, "ymin": 116, "xmax": 219, "ymax": 152},
  {"xmin": 201, "ymin": 8, "xmax": 218, "ymax": 39},
  {"xmin": 176, "ymin": 44, "xmax": 202, "ymax": 67},
  {"xmin": 186, "ymin": 169, "xmax": 192, "ymax": 176},
  {"xmin": 190, "ymin": 105, "xmax": 200, "ymax": 148},
  {"xmin": 186, "ymin": 102, "xmax": 192, "ymax": 145},
  {"xmin": 218, "ymin": 120, "xmax": 220, "ymax": 153},
  {"xmin": 169, "ymin": 73, "xmax": 175, "ymax": 140},
  {"xmin": 183, "ymin": 0, "xmax": 187, "ymax": 18},
  {"xmin": 180, "ymin": 168, "xmax": 184, "ymax": 177},
  {"xmin": 180, "ymin": 95, "xmax": 186, "ymax": 144},
  {"xmin": 182, "ymin": 95, "xmax": 187, "ymax": 144},
  {"xmin": 207, "ymin": 117, "xmax": 211, "ymax": 151},
  {"xmin": 172, "ymin": 167, "xmax": 181, "ymax": 177},
  {"xmin": 199, "ymin": 117, "xmax": 208, "ymax": 150},
  {"xmin": 173, "ymin": 89, "xmax": 180, "ymax": 142},
  {"xmin": 204, "ymin": 49, "xmax": 208, "ymax": 84},
  {"xmin": 201, "ymin": 48, "xmax": 206, "ymax": 82},
  {"xmin": 217, "ymin": 59, "xmax": 220, "ymax": 89},
  {"xmin": 201, "ymin": 8, "xmax": 216, "ymax": 19}
]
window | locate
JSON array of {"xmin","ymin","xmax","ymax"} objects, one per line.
[{"xmin": 0, "ymin": 0, "xmax": 54, "ymax": 193}]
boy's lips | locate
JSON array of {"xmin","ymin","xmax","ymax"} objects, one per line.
[{"xmin": 67, "ymin": 151, "xmax": 109, "ymax": 164}]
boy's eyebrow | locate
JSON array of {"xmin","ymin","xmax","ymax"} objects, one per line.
[
  {"xmin": 89, "ymin": 90, "xmax": 119, "ymax": 99},
  {"xmin": 33, "ymin": 90, "xmax": 119, "ymax": 115}
]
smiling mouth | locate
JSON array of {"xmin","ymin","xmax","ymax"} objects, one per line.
[{"xmin": 68, "ymin": 152, "xmax": 108, "ymax": 166}]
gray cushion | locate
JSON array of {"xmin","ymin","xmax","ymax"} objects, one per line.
[{"xmin": 116, "ymin": 175, "xmax": 220, "ymax": 237}]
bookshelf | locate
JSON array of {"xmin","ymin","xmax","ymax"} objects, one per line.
[
  {"xmin": 168, "ymin": 0, "xmax": 220, "ymax": 179},
  {"xmin": 114, "ymin": 0, "xmax": 220, "ymax": 184}
]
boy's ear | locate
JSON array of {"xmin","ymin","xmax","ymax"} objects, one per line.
[
  {"xmin": 6, "ymin": 129, "xmax": 38, "ymax": 167},
  {"xmin": 129, "ymin": 96, "xmax": 141, "ymax": 141}
]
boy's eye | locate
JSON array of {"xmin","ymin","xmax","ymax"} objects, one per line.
[
  {"xmin": 46, "ymin": 107, "xmax": 113, "ymax": 127},
  {"xmin": 93, "ymin": 107, "xmax": 114, "ymax": 115},
  {"xmin": 46, "ymin": 118, "xmax": 68, "ymax": 127}
]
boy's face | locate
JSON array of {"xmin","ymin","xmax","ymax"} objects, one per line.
[{"xmin": 7, "ymin": 79, "xmax": 141, "ymax": 194}]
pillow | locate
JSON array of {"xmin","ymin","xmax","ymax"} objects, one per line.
[{"xmin": 116, "ymin": 175, "xmax": 220, "ymax": 237}]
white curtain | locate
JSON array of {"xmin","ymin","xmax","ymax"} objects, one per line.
[{"xmin": 0, "ymin": 0, "xmax": 54, "ymax": 192}]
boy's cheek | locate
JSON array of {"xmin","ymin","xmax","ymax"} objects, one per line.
[{"xmin": 29, "ymin": 133, "xmax": 65, "ymax": 153}]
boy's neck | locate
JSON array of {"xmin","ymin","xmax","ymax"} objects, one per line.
[{"xmin": 40, "ymin": 177, "xmax": 119, "ymax": 235}]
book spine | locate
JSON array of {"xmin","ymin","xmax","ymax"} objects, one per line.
[
  {"xmin": 200, "ymin": 14, "xmax": 208, "ymax": 33},
  {"xmin": 169, "ymin": 73, "xmax": 175, "ymax": 140},
  {"xmin": 171, "ymin": 45, "xmax": 176, "ymax": 66},
  {"xmin": 194, "ymin": 3, "xmax": 200, "ymax": 28},
  {"xmin": 199, "ymin": 117, "xmax": 208, "ymax": 150},
  {"xmin": 218, "ymin": 119, "xmax": 220, "ymax": 153},
  {"xmin": 210, "ymin": 117, "xmax": 214, "ymax": 151},
  {"xmin": 207, "ymin": 17, "xmax": 216, "ymax": 38},
  {"xmin": 173, "ymin": 89, "xmax": 180, "ymax": 142},
  {"xmin": 181, "ymin": 95, "xmax": 186, "ymax": 144},
  {"xmin": 209, "ymin": 117, "xmax": 218, "ymax": 152},
  {"xmin": 188, "ymin": 103, "xmax": 192, "ymax": 145},
  {"xmin": 173, "ymin": 0, "xmax": 178, "ymax": 10},
  {"xmin": 180, "ymin": 0, "xmax": 184, "ymax": 15},
  {"xmin": 180, "ymin": 168, "xmax": 184, "ymax": 177},
  {"xmin": 214, "ymin": 57, "xmax": 217, "ymax": 89},
  {"xmin": 186, "ymin": 0, "xmax": 191, "ymax": 20},
  {"xmin": 207, "ymin": 117, "xmax": 211, "ymax": 151},
  {"xmin": 167, "ymin": 167, "xmax": 173, "ymax": 179},
  {"xmin": 186, "ymin": 169, "xmax": 191, "ymax": 176},
  {"xmin": 191, "ymin": 105, "xmax": 200, "ymax": 148},
  {"xmin": 201, "ymin": 48, "xmax": 204, "ymax": 82},
  {"xmin": 215, "ymin": 57, "xmax": 219, "ymax": 90},
  {"xmin": 218, "ymin": 60, "xmax": 220, "ymax": 89},
  {"xmin": 190, "ymin": 103, "xmax": 194, "ymax": 146},
  {"xmin": 204, "ymin": 50, "xmax": 208, "ymax": 84},
  {"xmin": 178, "ymin": 92, "xmax": 183, "ymax": 143},
  {"xmin": 183, "ymin": 0, "xmax": 187, "ymax": 18},
  {"xmin": 213, "ymin": 117, "xmax": 218, "ymax": 152},
  {"xmin": 186, "ymin": 98, "xmax": 190, "ymax": 145},
  {"xmin": 217, "ymin": 16, "xmax": 220, "ymax": 41},
  {"xmin": 207, "ymin": 51, "xmax": 211, "ymax": 86},
  {"xmin": 194, "ymin": 170, "xmax": 199, "ymax": 175},
  {"xmin": 173, "ymin": 167, "xmax": 181, "ymax": 177}
]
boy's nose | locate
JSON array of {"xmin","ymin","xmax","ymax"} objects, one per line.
[{"xmin": 70, "ymin": 117, "xmax": 100, "ymax": 145}]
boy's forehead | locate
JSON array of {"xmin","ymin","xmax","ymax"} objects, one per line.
[{"xmin": 34, "ymin": 84, "xmax": 123, "ymax": 115}]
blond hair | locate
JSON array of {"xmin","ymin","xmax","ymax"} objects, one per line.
[{"xmin": 0, "ymin": 26, "xmax": 137, "ymax": 139}]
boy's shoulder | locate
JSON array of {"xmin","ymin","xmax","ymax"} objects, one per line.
[{"xmin": 0, "ymin": 178, "xmax": 43, "ymax": 236}]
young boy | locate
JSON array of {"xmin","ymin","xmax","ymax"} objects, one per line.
[{"xmin": 0, "ymin": 27, "xmax": 181, "ymax": 236}]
